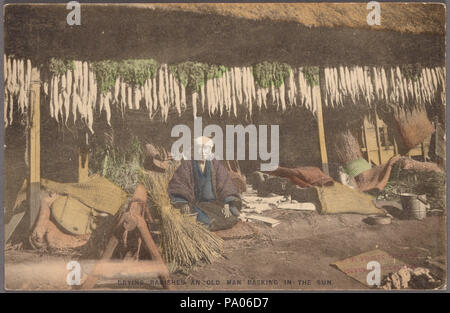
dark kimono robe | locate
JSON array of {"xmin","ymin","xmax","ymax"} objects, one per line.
[{"xmin": 168, "ymin": 159, "xmax": 241, "ymax": 226}]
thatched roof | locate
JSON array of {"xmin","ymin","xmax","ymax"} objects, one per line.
[
  {"xmin": 3, "ymin": 4, "xmax": 446, "ymax": 130},
  {"xmin": 122, "ymin": 2, "xmax": 445, "ymax": 35},
  {"xmin": 4, "ymin": 3, "xmax": 445, "ymax": 66}
]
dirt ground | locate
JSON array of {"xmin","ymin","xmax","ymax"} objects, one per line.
[{"xmin": 4, "ymin": 209, "xmax": 446, "ymax": 291}]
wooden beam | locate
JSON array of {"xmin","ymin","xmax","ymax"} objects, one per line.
[
  {"xmin": 28, "ymin": 68, "xmax": 40, "ymax": 230},
  {"xmin": 316, "ymin": 70, "xmax": 329, "ymax": 175}
]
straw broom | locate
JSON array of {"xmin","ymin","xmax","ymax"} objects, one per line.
[{"xmin": 139, "ymin": 162, "xmax": 224, "ymax": 271}]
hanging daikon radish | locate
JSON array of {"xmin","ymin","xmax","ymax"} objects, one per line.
[
  {"xmin": 311, "ymin": 85, "xmax": 320, "ymax": 115},
  {"xmin": 337, "ymin": 66, "xmax": 345, "ymax": 94},
  {"xmin": 62, "ymin": 74, "xmax": 70, "ymax": 123},
  {"xmin": 222, "ymin": 73, "xmax": 228, "ymax": 113},
  {"xmin": 168, "ymin": 69, "xmax": 174, "ymax": 107},
  {"xmin": 424, "ymin": 68, "xmax": 433, "ymax": 102},
  {"xmin": 230, "ymin": 68, "xmax": 237, "ymax": 116},
  {"xmin": 9, "ymin": 93, "xmax": 13, "ymax": 125},
  {"xmin": 6, "ymin": 58, "xmax": 12, "ymax": 95},
  {"xmin": 290, "ymin": 69, "xmax": 297, "ymax": 106},
  {"xmin": 180, "ymin": 81, "xmax": 186, "ymax": 111},
  {"xmin": 235, "ymin": 67, "xmax": 243, "ymax": 105},
  {"xmin": 380, "ymin": 67, "xmax": 388, "ymax": 101},
  {"xmin": 256, "ymin": 88, "xmax": 262, "ymax": 109},
  {"xmin": 336, "ymin": 67, "xmax": 343, "ymax": 106},
  {"xmin": 248, "ymin": 67, "xmax": 256, "ymax": 107},
  {"xmin": 211, "ymin": 79, "xmax": 217, "ymax": 114},
  {"xmin": 53, "ymin": 75, "xmax": 60, "ymax": 122},
  {"xmin": 88, "ymin": 69, "xmax": 95, "ymax": 118},
  {"xmin": 247, "ymin": 67, "xmax": 254, "ymax": 108},
  {"xmin": 373, "ymin": 67, "xmax": 381, "ymax": 100},
  {"xmin": 87, "ymin": 94, "xmax": 94, "ymax": 133},
  {"xmin": 430, "ymin": 68, "xmax": 438, "ymax": 91},
  {"xmin": 297, "ymin": 69, "xmax": 305, "ymax": 106},
  {"xmin": 413, "ymin": 79, "xmax": 420, "ymax": 104},
  {"xmin": 17, "ymin": 60, "xmax": 24, "ymax": 113},
  {"xmin": 82, "ymin": 62, "xmax": 88, "ymax": 113},
  {"xmin": 351, "ymin": 67, "xmax": 359, "ymax": 101},
  {"xmin": 300, "ymin": 68, "xmax": 309, "ymax": 107},
  {"xmin": 209, "ymin": 78, "xmax": 216, "ymax": 114},
  {"xmin": 66, "ymin": 70, "xmax": 72, "ymax": 100},
  {"xmin": 395, "ymin": 66, "xmax": 405, "ymax": 105},
  {"xmin": 344, "ymin": 66, "xmax": 353, "ymax": 100},
  {"xmin": 92, "ymin": 70, "xmax": 97, "ymax": 113},
  {"xmin": 334, "ymin": 67, "xmax": 341, "ymax": 106},
  {"xmin": 192, "ymin": 92, "xmax": 198, "ymax": 117},
  {"xmin": 164, "ymin": 64, "xmax": 170, "ymax": 113},
  {"xmin": 148, "ymin": 79, "xmax": 154, "ymax": 118},
  {"xmin": 274, "ymin": 84, "xmax": 280, "ymax": 109},
  {"xmin": 71, "ymin": 66, "xmax": 78, "ymax": 123},
  {"xmin": 113, "ymin": 77, "xmax": 120, "ymax": 102},
  {"xmin": 17, "ymin": 60, "xmax": 23, "ymax": 113},
  {"xmin": 218, "ymin": 77, "xmax": 224, "ymax": 115},
  {"xmin": 118, "ymin": 79, "xmax": 124, "ymax": 111},
  {"xmin": 241, "ymin": 68, "xmax": 248, "ymax": 108},
  {"xmin": 158, "ymin": 67, "xmax": 165, "ymax": 116},
  {"xmin": 143, "ymin": 79, "xmax": 149, "ymax": 110},
  {"xmin": 326, "ymin": 67, "xmax": 334, "ymax": 106},
  {"xmin": 279, "ymin": 83, "xmax": 286, "ymax": 111},
  {"xmin": 222, "ymin": 74, "xmax": 229, "ymax": 114},
  {"xmin": 12, "ymin": 58, "xmax": 17, "ymax": 93},
  {"xmin": 58, "ymin": 93, "xmax": 64, "ymax": 123},
  {"xmin": 261, "ymin": 87, "xmax": 269, "ymax": 109},
  {"xmin": 200, "ymin": 83, "xmax": 205, "ymax": 113},
  {"xmin": 105, "ymin": 91, "xmax": 112, "ymax": 126},
  {"xmin": 127, "ymin": 86, "xmax": 133, "ymax": 110},
  {"xmin": 134, "ymin": 87, "xmax": 141, "ymax": 110},
  {"xmin": 363, "ymin": 67, "xmax": 372, "ymax": 105},
  {"xmin": 99, "ymin": 93, "xmax": 105, "ymax": 114},
  {"xmin": 220, "ymin": 73, "xmax": 229, "ymax": 114},
  {"xmin": 226, "ymin": 71, "xmax": 233, "ymax": 113},
  {"xmin": 324, "ymin": 68, "xmax": 331, "ymax": 101},
  {"xmin": 4, "ymin": 90, "xmax": 8, "ymax": 127},
  {"xmin": 172, "ymin": 76, "xmax": 180, "ymax": 116},
  {"xmin": 206, "ymin": 78, "xmax": 213, "ymax": 115}
]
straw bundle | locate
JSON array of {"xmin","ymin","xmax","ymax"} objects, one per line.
[
  {"xmin": 380, "ymin": 162, "xmax": 446, "ymax": 213},
  {"xmin": 332, "ymin": 129, "xmax": 363, "ymax": 165},
  {"xmin": 140, "ymin": 162, "xmax": 224, "ymax": 271}
]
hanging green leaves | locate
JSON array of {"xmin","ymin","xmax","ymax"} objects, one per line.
[
  {"xmin": 49, "ymin": 58, "xmax": 75, "ymax": 76},
  {"xmin": 302, "ymin": 66, "xmax": 320, "ymax": 87},
  {"xmin": 92, "ymin": 59, "xmax": 159, "ymax": 94},
  {"xmin": 252, "ymin": 61, "xmax": 292, "ymax": 88},
  {"xmin": 169, "ymin": 62, "xmax": 228, "ymax": 92},
  {"xmin": 400, "ymin": 64, "xmax": 422, "ymax": 82}
]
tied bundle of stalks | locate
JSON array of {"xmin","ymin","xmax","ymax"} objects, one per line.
[
  {"xmin": 380, "ymin": 162, "xmax": 446, "ymax": 213},
  {"xmin": 140, "ymin": 162, "xmax": 224, "ymax": 271},
  {"xmin": 332, "ymin": 129, "xmax": 363, "ymax": 165}
]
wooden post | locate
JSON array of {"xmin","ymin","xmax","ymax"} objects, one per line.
[
  {"xmin": 78, "ymin": 148, "xmax": 89, "ymax": 182},
  {"xmin": 373, "ymin": 108, "xmax": 383, "ymax": 164},
  {"xmin": 362, "ymin": 119, "xmax": 372, "ymax": 164},
  {"xmin": 316, "ymin": 69, "xmax": 329, "ymax": 175},
  {"xmin": 29, "ymin": 68, "xmax": 40, "ymax": 230}
]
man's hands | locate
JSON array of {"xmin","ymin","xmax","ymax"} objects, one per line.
[
  {"xmin": 180, "ymin": 204, "xmax": 191, "ymax": 215},
  {"xmin": 222, "ymin": 204, "xmax": 232, "ymax": 218},
  {"xmin": 222, "ymin": 203, "xmax": 241, "ymax": 218}
]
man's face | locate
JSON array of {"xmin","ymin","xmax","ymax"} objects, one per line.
[{"xmin": 195, "ymin": 139, "xmax": 214, "ymax": 161}]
